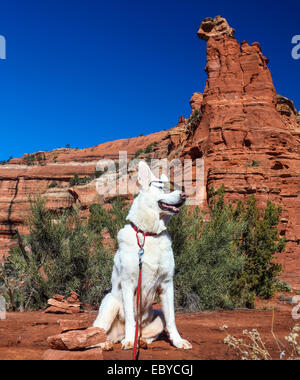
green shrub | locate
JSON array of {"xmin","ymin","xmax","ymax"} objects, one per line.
[
  {"xmin": 24, "ymin": 154, "xmax": 36, "ymax": 166},
  {"xmin": 48, "ymin": 181, "xmax": 58, "ymax": 189},
  {"xmin": 89, "ymin": 197, "xmax": 128, "ymax": 248},
  {"xmin": 144, "ymin": 142, "xmax": 158, "ymax": 154},
  {"xmin": 0, "ymin": 197, "xmax": 113, "ymax": 311},
  {"xmin": 0, "ymin": 156, "xmax": 12, "ymax": 165},
  {"xmin": 186, "ymin": 109, "xmax": 202, "ymax": 134},
  {"xmin": 69, "ymin": 168, "xmax": 111, "ymax": 187},
  {"xmin": 274, "ymin": 280, "xmax": 292, "ymax": 293},
  {"xmin": 246, "ymin": 160, "xmax": 260, "ymax": 167},
  {"xmin": 134, "ymin": 149, "xmax": 144, "ymax": 158},
  {"xmin": 168, "ymin": 187, "xmax": 285, "ymax": 311},
  {"xmin": 169, "ymin": 203, "xmax": 252, "ymax": 312},
  {"xmin": 69, "ymin": 174, "xmax": 91, "ymax": 187},
  {"xmin": 234, "ymin": 195, "xmax": 285, "ymax": 299}
]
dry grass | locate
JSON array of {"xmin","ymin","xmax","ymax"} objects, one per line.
[{"xmin": 222, "ymin": 321, "xmax": 300, "ymax": 360}]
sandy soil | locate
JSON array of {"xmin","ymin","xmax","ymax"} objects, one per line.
[{"xmin": 0, "ymin": 297, "xmax": 297, "ymax": 360}]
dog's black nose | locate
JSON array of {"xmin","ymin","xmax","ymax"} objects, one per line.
[{"xmin": 180, "ymin": 192, "xmax": 187, "ymax": 200}]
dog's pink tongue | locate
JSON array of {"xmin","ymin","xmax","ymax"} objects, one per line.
[{"xmin": 162, "ymin": 203, "xmax": 179, "ymax": 212}]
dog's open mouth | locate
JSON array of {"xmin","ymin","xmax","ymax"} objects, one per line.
[{"xmin": 158, "ymin": 199, "xmax": 185, "ymax": 214}]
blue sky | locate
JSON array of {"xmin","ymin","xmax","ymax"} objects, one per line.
[{"xmin": 0, "ymin": 0, "xmax": 299, "ymax": 161}]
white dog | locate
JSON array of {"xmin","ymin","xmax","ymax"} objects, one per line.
[{"xmin": 93, "ymin": 161, "xmax": 192, "ymax": 350}]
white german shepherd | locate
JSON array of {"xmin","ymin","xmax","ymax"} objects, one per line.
[{"xmin": 93, "ymin": 161, "xmax": 192, "ymax": 350}]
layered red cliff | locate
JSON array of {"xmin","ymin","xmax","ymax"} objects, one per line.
[
  {"xmin": 0, "ymin": 16, "xmax": 299, "ymax": 288},
  {"xmin": 181, "ymin": 16, "xmax": 300, "ymax": 287}
]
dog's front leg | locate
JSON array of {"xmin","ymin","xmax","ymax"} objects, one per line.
[
  {"xmin": 160, "ymin": 280, "xmax": 192, "ymax": 350},
  {"xmin": 121, "ymin": 279, "xmax": 136, "ymax": 350}
]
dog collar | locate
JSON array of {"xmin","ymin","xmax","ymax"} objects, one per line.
[{"xmin": 130, "ymin": 222, "xmax": 157, "ymax": 248}]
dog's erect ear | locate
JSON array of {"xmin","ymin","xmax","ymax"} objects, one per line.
[
  {"xmin": 138, "ymin": 161, "xmax": 153, "ymax": 189},
  {"xmin": 160, "ymin": 174, "xmax": 169, "ymax": 183}
]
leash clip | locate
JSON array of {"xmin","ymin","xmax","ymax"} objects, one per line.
[{"xmin": 138, "ymin": 247, "xmax": 144, "ymax": 269}]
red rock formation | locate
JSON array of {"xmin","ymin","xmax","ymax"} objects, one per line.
[
  {"xmin": 44, "ymin": 292, "xmax": 83, "ymax": 314},
  {"xmin": 181, "ymin": 17, "xmax": 300, "ymax": 288},
  {"xmin": 197, "ymin": 16, "xmax": 235, "ymax": 41}
]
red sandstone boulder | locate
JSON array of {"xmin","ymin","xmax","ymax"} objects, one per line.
[
  {"xmin": 47, "ymin": 327, "xmax": 106, "ymax": 351},
  {"xmin": 58, "ymin": 319, "xmax": 91, "ymax": 333},
  {"xmin": 44, "ymin": 306, "xmax": 76, "ymax": 315}
]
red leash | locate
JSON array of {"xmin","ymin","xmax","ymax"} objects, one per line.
[
  {"xmin": 132, "ymin": 262, "xmax": 143, "ymax": 360},
  {"xmin": 131, "ymin": 223, "xmax": 157, "ymax": 360}
]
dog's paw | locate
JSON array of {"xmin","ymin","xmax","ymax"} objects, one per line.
[
  {"xmin": 121, "ymin": 339, "xmax": 134, "ymax": 350},
  {"xmin": 88, "ymin": 340, "xmax": 114, "ymax": 351},
  {"xmin": 172, "ymin": 338, "xmax": 192, "ymax": 350},
  {"xmin": 100, "ymin": 341, "xmax": 114, "ymax": 351}
]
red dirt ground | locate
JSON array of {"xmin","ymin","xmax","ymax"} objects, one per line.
[{"xmin": 0, "ymin": 296, "xmax": 298, "ymax": 360}]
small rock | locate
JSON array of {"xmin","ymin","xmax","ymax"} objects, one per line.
[
  {"xmin": 45, "ymin": 306, "xmax": 74, "ymax": 315},
  {"xmin": 45, "ymin": 305, "xmax": 80, "ymax": 314},
  {"xmin": 58, "ymin": 319, "xmax": 91, "ymax": 333},
  {"xmin": 53, "ymin": 294, "xmax": 65, "ymax": 302},
  {"xmin": 70, "ymin": 290, "xmax": 80, "ymax": 299}
]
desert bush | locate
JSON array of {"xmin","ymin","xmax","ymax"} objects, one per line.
[
  {"xmin": 274, "ymin": 280, "xmax": 292, "ymax": 293},
  {"xmin": 0, "ymin": 197, "xmax": 113, "ymax": 310},
  {"xmin": 246, "ymin": 160, "xmax": 260, "ymax": 167},
  {"xmin": 169, "ymin": 198, "xmax": 252, "ymax": 312},
  {"xmin": 186, "ymin": 109, "xmax": 202, "ymax": 134},
  {"xmin": 223, "ymin": 324, "xmax": 300, "ymax": 360},
  {"xmin": 24, "ymin": 154, "xmax": 36, "ymax": 166},
  {"xmin": 48, "ymin": 181, "xmax": 58, "ymax": 188},
  {"xmin": 233, "ymin": 195, "xmax": 285, "ymax": 299},
  {"xmin": 89, "ymin": 197, "xmax": 128, "ymax": 248},
  {"xmin": 134, "ymin": 149, "xmax": 144, "ymax": 158},
  {"xmin": 168, "ymin": 187, "xmax": 285, "ymax": 311},
  {"xmin": 0, "ymin": 156, "xmax": 12, "ymax": 165},
  {"xmin": 144, "ymin": 142, "xmax": 158, "ymax": 154}
]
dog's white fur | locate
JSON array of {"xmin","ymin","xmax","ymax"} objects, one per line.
[{"xmin": 93, "ymin": 161, "xmax": 192, "ymax": 350}]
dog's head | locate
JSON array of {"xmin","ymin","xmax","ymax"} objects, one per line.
[{"xmin": 126, "ymin": 161, "xmax": 186, "ymax": 234}]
